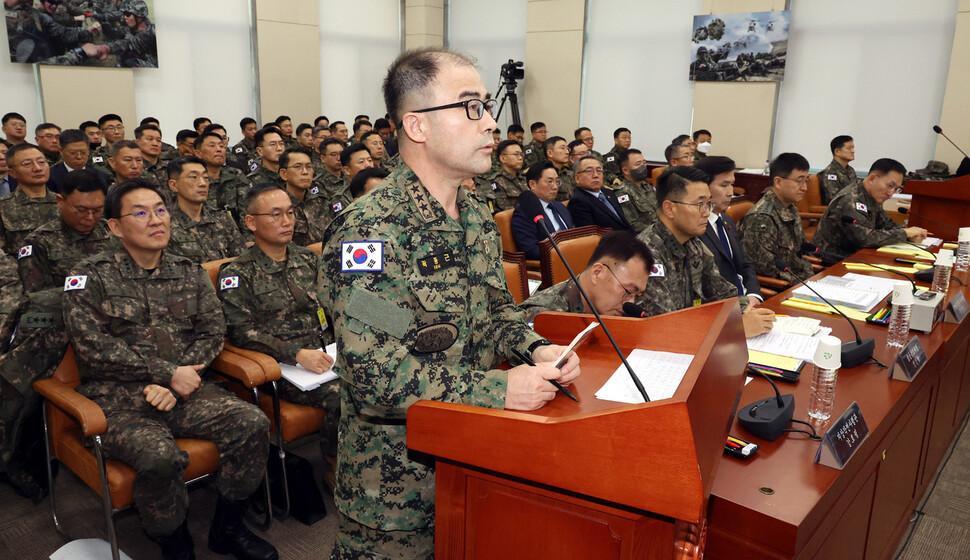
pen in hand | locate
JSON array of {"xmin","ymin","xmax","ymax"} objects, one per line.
[{"xmin": 512, "ymin": 348, "xmax": 579, "ymax": 402}]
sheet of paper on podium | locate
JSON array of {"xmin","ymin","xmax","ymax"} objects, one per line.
[
  {"xmin": 280, "ymin": 343, "xmax": 338, "ymax": 391},
  {"xmin": 746, "ymin": 328, "xmax": 832, "ymax": 363},
  {"xmin": 595, "ymin": 349, "xmax": 694, "ymax": 404}
]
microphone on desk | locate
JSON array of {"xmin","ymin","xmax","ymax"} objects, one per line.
[
  {"xmin": 533, "ymin": 214, "xmax": 651, "ymax": 402},
  {"xmin": 933, "ymin": 125, "xmax": 970, "ymax": 160},
  {"xmin": 774, "ymin": 259, "xmax": 875, "ymax": 369},
  {"xmin": 799, "ymin": 242, "xmax": 919, "ymax": 294},
  {"xmin": 622, "ymin": 302, "xmax": 648, "ymax": 318},
  {"xmin": 737, "ymin": 368, "xmax": 795, "ymax": 442}
]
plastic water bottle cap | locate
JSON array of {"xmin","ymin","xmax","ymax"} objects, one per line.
[
  {"xmin": 959, "ymin": 227, "xmax": 970, "ymax": 242},
  {"xmin": 814, "ymin": 335, "xmax": 842, "ymax": 369},
  {"xmin": 892, "ymin": 280, "xmax": 914, "ymax": 305},
  {"xmin": 936, "ymin": 248, "xmax": 954, "ymax": 267}
]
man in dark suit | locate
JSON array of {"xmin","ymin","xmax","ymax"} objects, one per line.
[
  {"xmin": 511, "ymin": 161, "xmax": 575, "ymax": 260},
  {"xmin": 0, "ymin": 140, "xmax": 14, "ymax": 196},
  {"xmin": 568, "ymin": 155, "xmax": 632, "ymax": 231},
  {"xmin": 47, "ymin": 129, "xmax": 109, "ymax": 193},
  {"xmin": 695, "ymin": 156, "xmax": 762, "ymax": 300}
]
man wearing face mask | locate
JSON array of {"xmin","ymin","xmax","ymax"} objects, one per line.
[
  {"xmin": 693, "ymin": 129, "xmax": 712, "ymax": 162},
  {"xmin": 612, "ymin": 149, "xmax": 656, "ymax": 233}
]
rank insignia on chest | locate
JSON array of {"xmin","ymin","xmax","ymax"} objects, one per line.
[
  {"xmin": 828, "ymin": 174, "xmax": 837, "ymax": 181},
  {"xmin": 332, "ymin": 202, "xmax": 344, "ymax": 213},
  {"xmin": 617, "ymin": 194, "xmax": 630, "ymax": 203},
  {"xmin": 650, "ymin": 263, "xmax": 665, "ymax": 277},
  {"xmin": 342, "ymin": 241, "xmax": 384, "ymax": 272},
  {"xmin": 417, "ymin": 251, "xmax": 457, "ymax": 276},
  {"xmin": 17, "ymin": 245, "xmax": 32, "ymax": 259},
  {"xmin": 855, "ymin": 202, "xmax": 868, "ymax": 213},
  {"xmin": 92, "ymin": 156, "xmax": 103, "ymax": 163},
  {"xmin": 63, "ymin": 275, "xmax": 87, "ymax": 291},
  {"xmin": 219, "ymin": 276, "xmax": 239, "ymax": 290}
]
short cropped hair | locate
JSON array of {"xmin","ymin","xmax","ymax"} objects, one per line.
[
  {"xmin": 530, "ymin": 122, "xmax": 546, "ymax": 133},
  {"xmin": 496, "ymin": 140, "xmax": 521, "ymax": 157},
  {"xmin": 663, "ymin": 143, "xmax": 683, "ymax": 163},
  {"xmin": 830, "ymin": 135, "xmax": 853, "ymax": 155},
  {"xmin": 134, "ymin": 124, "xmax": 160, "ymax": 139},
  {"xmin": 692, "ymin": 129, "xmax": 711, "ymax": 141},
  {"xmin": 192, "ymin": 131, "xmax": 223, "ymax": 150},
  {"xmin": 319, "ymin": 137, "xmax": 345, "ymax": 155},
  {"xmin": 108, "ymin": 139, "xmax": 139, "ymax": 158},
  {"xmin": 507, "ymin": 124, "xmax": 524, "ymax": 135},
  {"xmin": 314, "ymin": 116, "xmax": 329, "ymax": 126},
  {"xmin": 2, "ymin": 112, "xmax": 26, "ymax": 125},
  {"xmin": 61, "ymin": 168, "xmax": 108, "ymax": 196},
  {"xmin": 656, "ymin": 166, "xmax": 710, "ymax": 204},
  {"xmin": 254, "ymin": 127, "xmax": 282, "ymax": 147},
  {"xmin": 349, "ymin": 166, "xmax": 390, "ymax": 198},
  {"xmin": 6, "ymin": 143, "xmax": 40, "ymax": 164},
  {"xmin": 588, "ymin": 230, "xmax": 653, "ymax": 271},
  {"xmin": 340, "ymin": 143, "xmax": 370, "ymax": 167},
  {"xmin": 544, "ymin": 136, "xmax": 566, "ymax": 155},
  {"xmin": 98, "ymin": 114, "xmax": 123, "ymax": 127},
  {"xmin": 104, "ymin": 178, "xmax": 159, "ymax": 220},
  {"xmin": 79, "ymin": 120, "xmax": 99, "ymax": 131},
  {"xmin": 526, "ymin": 160, "xmax": 557, "ymax": 185},
  {"xmin": 328, "ymin": 121, "xmax": 345, "ymax": 133},
  {"xmin": 574, "ymin": 127, "xmax": 591, "ymax": 139},
  {"xmin": 567, "ymin": 139, "xmax": 584, "ymax": 155},
  {"xmin": 274, "ymin": 115, "xmax": 291, "ymax": 126},
  {"xmin": 193, "ymin": 117, "xmax": 211, "ymax": 130},
  {"xmin": 373, "ymin": 118, "xmax": 391, "ymax": 131},
  {"xmin": 671, "ymin": 134, "xmax": 691, "ymax": 146},
  {"xmin": 35, "ymin": 123, "xmax": 60, "ymax": 135},
  {"xmin": 613, "ymin": 127, "xmax": 630, "ymax": 139},
  {"xmin": 693, "ymin": 155, "xmax": 735, "ymax": 180},
  {"xmin": 572, "ymin": 155, "xmax": 599, "ymax": 174},
  {"xmin": 382, "ymin": 47, "xmax": 476, "ymax": 126},
  {"xmin": 243, "ymin": 182, "xmax": 286, "ymax": 213},
  {"xmin": 239, "ymin": 117, "xmax": 257, "ymax": 129},
  {"xmin": 352, "ymin": 120, "xmax": 372, "ymax": 135},
  {"xmin": 296, "ymin": 123, "xmax": 312, "ymax": 136},
  {"xmin": 619, "ymin": 148, "xmax": 642, "ymax": 168},
  {"xmin": 59, "ymin": 129, "xmax": 86, "ymax": 147},
  {"xmin": 140, "ymin": 117, "xmax": 159, "ymax": 126},
  {"xmin": 166, "ymin": 155, "xmax": 206, "ymax": 180},
  {"xmin": 279, "ymin": 148, "xmax": 311, "ymax": 170},
  {"xmin": 354, "ymin": 114, "xmax": 370, "ymax": 123},
  {"xmin": 868, "ymin": 158, "xmax": 907, "ymax": 177},
  {"xmin": 176, "ymin": 129, "xmax": 198, "ymax": 144},
  {"xmin": 769, "ymin": 153, "xmax": 810, "ymax": 182}
]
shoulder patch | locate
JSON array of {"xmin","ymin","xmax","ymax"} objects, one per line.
[
  {"xmin": 617, "ymin": 194, "xmax": 630, "ymax": 203},
  {"xmin": 827, "ymin": 174, "xmax": 837, "ymax": 181},
  {"xmin": 855, "ymin": 202, "xmax": 868, "ymax": 213},
  {"xmin": 92, "ymin": 156, "xmax": 103, "ymax": 163},
  {"xmin": 332, "ymin": 201, "xmax": 344, "ymax": 213},
  {"xmin": 219, "ymin": 276, "xmax": 239, "ymax": 291},
  {"xmin": 249, "ymin": 162, "xmax": 258, "ymax": 172},
  {"xmin": 17, "ymin": 245, "xmax": 32, "ymax": 259},
  {"xmin": 650, "ymin": 263, "xmax": 665, "ymax": 278},
  {"xmin": 234, "ymin": 147, "xmax": 244, "ymax": 153},
  {"xmin": 310, "ymin": 186, "xmax": 319, "ymax": 195},
  {"xmin": 606, "ymin": 155, "xmax": 615, "ymax": 162},
  {"xmin": 525, "ymin": 148, "xmax": 532, "ymax": 154},
  {"xmin": 63, "ymin": 275, "xmax": 87, "ymax": 291},
  {"xmin": 342, "ymin": 241, "xmax": 383, "ymax": 272}
]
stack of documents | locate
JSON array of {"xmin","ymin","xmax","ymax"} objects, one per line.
[
  {"xmin": 791, "ymin": 275, "xmax": 892, "ymax": 312},
  {"xmin": 746, "ymin": 327, "xmax": 833, "ymax": 364},
  {"xmin": 280, "ymin": 343, "xmax": 338, "ymax": 391}
]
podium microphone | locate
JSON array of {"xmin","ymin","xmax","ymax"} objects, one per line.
[
  {"xmin": 622, "ymin": 302, "xmax": 648, "ymax": 318},
  {"xmin": 799, "ymin": 242, "xmax": 918, "ymax": 294},
  {"xmin": 533, "ymin": 215, "xmax": 651, "ymax": 402},
  {"xmin": 737, "ymin": 368, "xmax": 795, "ymax": 441},
  {"xmin": 933, "ymin": 125, "xmax": 970, "ymax": 160},
  {"xmin": 775, "ymin": 259, "xmax": 875, "ymax": 368}
]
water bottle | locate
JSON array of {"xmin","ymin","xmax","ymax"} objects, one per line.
[
  {"xmin": 956, "ymin": 227, "xmax": 970, "ymax": 273},
  {"xmin": 931, "ymin": 248, "xmax": 953, "ymax": 294},
  {"xmin": 886, "ymin": 281, "xmax": 913, "ymax": 349},
  {"xmin": 808, "ymin": 336, "xmax": 841, "ymax": 422},
  {"xmin": 762, "ymin": 159, "xmax": 771, "ymax": 176}
]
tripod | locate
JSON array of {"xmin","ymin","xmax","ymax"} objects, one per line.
[{"xmin": 495, "ymin": 78, "xmax": 522, "ymax": 127}]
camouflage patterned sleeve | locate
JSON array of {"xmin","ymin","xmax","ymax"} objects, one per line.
[
  {"xmin": 63, "ymin": 265, "xmax": 180, "ymax": 386},
  {"xmin": 0, "ymin": 251, "xmax": 26, "ymax": 352},
  {"xmin": 840, "ymin": 201, "xmax": 906, "ymax": 249},
  {"xmin": 182, "ymin": 265, "xmax": 227, "ymax": 368},
  {"xmin": 107, "ymin": 25, "xmax": 154, "ymax": 58},
  {"xmin": 738, "ymin": 214, "xmax": 799, "ymax": 283},
  {"xmin": 16, "ymin": 237, "xmax": 56, "ymax": 294},
  {"xmin": 40, "ymin": 12, "xmax": 93, "ymax": 46},
  {"xmin": 218, "ymin": 262, "xmax": 303, "ymax": 363}
]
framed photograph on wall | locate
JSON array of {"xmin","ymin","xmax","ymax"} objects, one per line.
[{"xmin": 689, "ymin": 10, "xmax": 789, "ymax": 82}]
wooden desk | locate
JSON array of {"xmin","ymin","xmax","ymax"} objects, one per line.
[
  {"xmin": 706, "ymin": 252, "xmax": 970, "ymax": 559},
  {"xmin": 905, "ymin": 175, "xmax": 970, "ymax": 240}
]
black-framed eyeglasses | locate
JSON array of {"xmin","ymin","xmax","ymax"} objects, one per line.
[
  {"xmin": 249, "ymin": 209, "xmax": 296, "ymax": 222},
  {"xmin": 120, "ymin": 207, "xmax": 168, "ymax": 222},
  {"xmin": 411, "ymin": 98, "xmax": 498, "ymax": 122},
  {"xmin": 670, "ymin": 200, "xmax": 715, "ymax": 214},
  {"xmin": 602, "ymin": 263, "xmax": 640, "ymax": 302}
]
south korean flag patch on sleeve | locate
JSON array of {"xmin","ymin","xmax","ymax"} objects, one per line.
[
  {"xmin": 17, "ymin": 245, "xmax": 32, "ymax": 260},
  {"xmin": 342, "ymin": 241, "xmax": 384, "ymax": 272},
  {"xmin": 219, "ymin": 276, "xmax": 239, "ymax": 291},
  {"xmin": 649, "ymin": 263, "xmax": 665, "ymax": 278},
  {"xmin": 855, "ymin": 202, "xmax": 868, "ymax": 213},
  {"xmin": 617, "ymin": 194, "xmax": 630, "ymax": 203},
  {"xmin": 64, "ymin": 275, "xmax": 87, "ymax": 291}
]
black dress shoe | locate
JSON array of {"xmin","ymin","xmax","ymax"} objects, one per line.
[{"xmin": 208, "ymin": 496, "xmax": 278, "ymax": 560}]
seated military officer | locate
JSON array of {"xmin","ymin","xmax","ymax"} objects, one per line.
[
  {"xmin": 521, "ymin": 231, "xmax": 653, "ymax": 321},
  {"xmin": 275, "ymin": 148, "xmax": 333, "ymax": 246},
  {"xmin": 813, "ymin": 158, "xmax": 928, "ymax": 257},
  {"xmin": 63, "ymin": 179, "xmax": 277, "ymax": 560},
  {"xmin": 819, "ymin": 135, "xmax": 857, "ymax": 205},
  {"xmin": 247, "ymin": 127, "xmax": 286, "ymax": 188},
  {"xmin": 0, "ymin": 143, "xmax": 59, "ymax": 256},
  {"xmin": 217, "ymin": 182, "xmax": 341, "ymax": 490},
  {"xmin": 165, "ymin": 156, "xmax": 247, "ymax": 263},
  {"xmin": 486, "ymin": 140, "xmax": 527, "ymax": 213}
]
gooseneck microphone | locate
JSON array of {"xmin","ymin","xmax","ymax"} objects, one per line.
[
  {"xmin": 775, "ymin": 259, "xmax": 875, "ymax": 368},
  {"xmin": 622, "ymin": 302, "xmax": 648, "ymax": 318},
  {"xmin": 800, "ymin": 242, "xmax": 918, "ymax": 294},
  {"xmin": 934, "ymin": 125, "xmax": 970, "ymax": 159},
  {"xmin": 533, "ymin": 215, "xmax": 651, "ymax": 402},
  {"xmin": 737, "ymin": 368, "xmax": 795, "ymax": 441}
]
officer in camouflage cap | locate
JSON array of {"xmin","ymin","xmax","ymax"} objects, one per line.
[
  {"xmin": 819, "ymin": 135, "xmax": 858, "ymax": 205},
  {"xmin": 320, "ymin": 47, "xmax": 581, "ymax": 559},
  {"xmin": 90, "ymin": 0, "xmax": 156, "ymax": 67},
  {"xmin": 813, "ymin": 158, "xmax": 928, "ymax": 257},
  {"xmin": 521, "ymin": 231, "xmax": 652, "ymax": 321},
  {"xmin": 63, "ymin": 178, "xmax": 277, "ymax": 560},
  {"xmin": 218, "ymin": 182, "xmax": 341, "ymax": 489}
]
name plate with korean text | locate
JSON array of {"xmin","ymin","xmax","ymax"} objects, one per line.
[{"xmin": 815, "ymin": 402, "xmax": 870, "ymax": 470}]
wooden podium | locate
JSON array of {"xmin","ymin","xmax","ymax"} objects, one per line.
[
  {"xmin": 906, "ymin": 175, "xmax": 970, "ymax": 240},
  {"xmin": 407, "ymin": 300, "xmax": 748, "ymax": 559}
]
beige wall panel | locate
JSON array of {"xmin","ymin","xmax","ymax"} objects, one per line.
[
  {"xmin": 936, "ymin": 10, "xmax": 970, "ymax": 169},
  {"xmin": 39, "ymin": 66, "xmax": 136, "ymax": 133},
  {"xmin": 405, "ymin": 33, "xmax": 444, "ymax": 50},
  {"xmin": 524, "ymin": 29, "xmax": 583, "ymax": 139},
  {"xmin": 256, "ymin": 21, "xmax": 321, "ymax": 126},
  {"xmin": 406, "ymin": 5, "xmax": 443, "ymax": 36},
  {"xmin": 255, "ymin": 0, "xmax": 318, "ymax": 24},
  {"xmin": 408, "ymin": 0, "xmax": 443, "ymax": 8},
  {"xmin": 526, "ymin": 0, "xmax": 586, "ymax": 33},
  {"xmin": 693, "ymin": 81, "xmax": 777, "ymax": 169}
]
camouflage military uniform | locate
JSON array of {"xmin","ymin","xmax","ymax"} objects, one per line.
[
  {"xmin": 818, "ymin": 159, "xmax": 857, "ymax": 205},
  {"xmin": 0, "ymin": 189, "xmax": 59, "ymax": 256},
  {"xmin": 230, "ymin": 139, "xmax": 258, "ymax": 171},
  {"xmin": 319, "ymin": 165, "xmax": 546, "ymax": 553},
  {"xmin": 0, "ymin": 252, "xmax": 24, "ymax": 353},
  {"xmin": 217, "ymin": 243, "xmax": 340, "ymax": 457},
  {"xmin": 589, "ymin": 149, "xmax": 604, "ymax": 164},
  {"xmin": 0, "ymin": 219, "xmax": 111, "ymax": 480},
  {"xmin": 635, "ymin": 220, "xmax": 745, "ymax": 317},
  {"xmin": 166, "ymin": 204, "xmax": 246, "ymax": 264},
  {"xmin": 556, "ymin": 166, "xmax": 576, "ymax": 202},
  {"xmin": 89, "ymin": 146, "xmax": 110, "ymax": 173},
  {"xmin": 247, "ymin": 164, "xmax": 285, "ymax": 189},
  {"xmin": 237, "ymin": 189, "xmax": 332, "ymax": 248},
  {"xmin": 4, "ymin": 3, "xmax": 93, "ymax": 63},
  {"xmin": 603, "ymin": 145, "xmax": 623, "ymax": 185},
  {"xmin": 43, "ymin": 152, "xmax": 60, "ymax": 167},
  {"xmin": 613, "ymin": 178, "xmax": 657, "ymax": 233},
  {"xmin": 313, "ymin": 169, "xmax": 349, "ymax": 202},
  {"xmin": 520, "ymin": 278, "xmax": 584, "ymax": 322},
  {"xmin": 0, "ymin": 251, "xmax": 27, "ymax": 482},
  {"xmin": 488, "ymin": 169, "xmax": 527, "ymax": 213},
  {"xmin": 738, "ymin": 190, "xmax": 814, "ymax": 283},
  {"xmin": 63, "ymin": 248, "xmax": 269, "ymax": 537},
  {"xmin": 206, "ymin": 166, "xmax": 252, "ymax": 221},
  {"xmin": 522, "ymin": 140, "xmax": 545, "ymax": 170},
  {"xmin": 813, "ymin": 183, "xmax": 906, "ymax": 257},
  {"xmin": 105, "ymin": 18, "xmax": 156, "ymax": 67}
]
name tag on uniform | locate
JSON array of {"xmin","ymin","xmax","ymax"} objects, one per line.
[
  {"xmin": 855, "ymin": 202, "xmax": 868, "ymax": 212},
  {"xmin": 17, "ymin": 245, "xmax": 32, "ymax": 259},
  {"xmin": 827, "ymin": 174, "xmax": 837, "ymax": 181},
  {"xmin": 64, "ymin": 275, "xmax": 87, "ymax": 291},
  {"xmin": 219, "ymin": 276, "xmax": 239, "ymax": 291},
  {"xmin": 342, "ymin": 241, "xmax": 384, "ymax": 272},
  {"xmin": 650, "ymin": 263, "xmax": 665, "ymax": 277},
  {"xmin": 693, "ymin": 298, "xmax": 702, "ymax": 307},
  {"xmin": 617, "ymin": 194, "xmax": 630, "ymax": 203},
  {"xmin": 417, "ymin": 251, "xmax": 457, "ymax": 276}
]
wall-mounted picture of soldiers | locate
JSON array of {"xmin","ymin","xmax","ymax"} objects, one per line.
[
  {"xmin": 4, "ymin": 0, "xmax": 157, "ymax": 67},
  {"xmin": 689, "ymin": 10, "xmax": 789, "ymax": 82}
]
